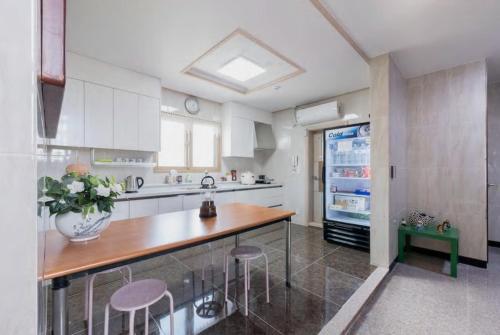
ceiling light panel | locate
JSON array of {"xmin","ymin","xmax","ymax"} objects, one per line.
[
  {"xmin": 182, "ymin": 29, "xmax": 304, "ymax": 94},
  {"xmin": 217, "ymin": 57, "xmax": 266, "ymax": 82}
]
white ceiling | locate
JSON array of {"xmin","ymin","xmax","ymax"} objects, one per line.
[
  {"xmin": 322, "ymin": 0, "xmax": 500, "ymax": 82},
  {"xmin": 67, "ymin": 0, "xmax": 369, "ymax": 112}
]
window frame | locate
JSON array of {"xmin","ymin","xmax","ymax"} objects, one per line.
[{"xmin": 155, "ymin": 113, "xmax": 221, "ymax": 173}]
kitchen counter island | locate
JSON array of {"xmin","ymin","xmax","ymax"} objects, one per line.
[{"xmin": 45, "ymin": 203, "xmax": 295, "ymax": 335}]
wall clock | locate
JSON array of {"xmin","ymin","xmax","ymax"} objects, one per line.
[{"xmin": 184, "ymin": 96, "xmax": 200, "ymax": 115}]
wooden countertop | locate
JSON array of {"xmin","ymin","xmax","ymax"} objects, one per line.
[{"xmin": 43, "ymin": 203, "xmax": 295, "ymax": 280}]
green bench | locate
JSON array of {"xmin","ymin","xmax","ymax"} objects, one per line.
[{"xmin": 398, "ymin": 225, "xmax": 459, "ymax": 278}]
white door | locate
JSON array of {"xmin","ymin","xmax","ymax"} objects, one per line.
[
  {"xmin": 313, "ymin": 132, "xmax": 324, "ymax": 225},
  {"xmin": 84, "ymin": 82, "xmax": 114, "ymax": 148},
  {"xmin": 110, "ymin": 201, "xmax": 130, "ymax": 222},
  {"xmin": 129, "ymin": 199, "xmax": 159, "ymax": 219},
  {"xmin": 50, "ymin": 78, "xmax": 85, "ymax": 147},
  {"xmin": 114, "ymin": 89, "xmax": 138, "ymax": 150},
  {"xmin": 138, "ymin": 95, "xmax": 160, "ymax": 152},
  {"xmin": 158, "ymin": 196, "xmax": 183, "ymax": 214}
]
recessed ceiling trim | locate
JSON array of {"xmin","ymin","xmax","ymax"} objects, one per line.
[
  {"xmin": 309, "ymin": 0, "xmax": 370, "ymax": 63},
  {"xmin": 182, "ymin": 28, "xmax": 305, "ymax": 94}
]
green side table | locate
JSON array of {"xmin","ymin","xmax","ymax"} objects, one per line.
[{"xmin": 398, "ymin": 225, "xmax": 459, "ymax": 278}]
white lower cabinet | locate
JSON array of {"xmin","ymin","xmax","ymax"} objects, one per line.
[
  {"xmin": 214, "ymin": 191, "xmax": 234, "ymax": 205},
  {"xmin": 158, "ymin": 196, "xmax": 183, "ymax": 214},
  {"xmin": 129, "ymin": 198, "xmax": 159, "ymax": 219},
  {"xmin": 120, "ymin": 187, "xmax": 283, "ymax": 221},
  {"xmin": 183, "ymin": 194, "xmax": 203, "ymax": 211},
  {"xmin": 111, "ymin": 201, "xmax": 130, "ymax": 221}
]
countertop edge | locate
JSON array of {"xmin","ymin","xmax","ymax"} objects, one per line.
[{"xmin": 117, "ymin": 183, "xmax": 283, "ymax": 201}]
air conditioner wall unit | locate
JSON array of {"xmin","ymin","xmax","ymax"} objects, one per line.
[{"xmin": 295, "ymin": 100, "xmax": 340, "ymax": 126}]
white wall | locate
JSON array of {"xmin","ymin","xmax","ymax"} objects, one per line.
[{"xmin": 0, "ymin": 0, "xmax": 38, "ymax": 333}]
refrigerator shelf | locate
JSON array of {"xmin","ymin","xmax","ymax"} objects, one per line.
[
  {"xmin": 327, "ymin": 214, "xmax": 371, "ymax": 227},
  {"xmin": 329, "ymin": 176, "xmax": 370, "ymax": 180},
  {"xmin": 333, "ymin": 192, "xmax": 370, "ymax": 198},
  {"xmin": 332, "ymin": 136, "xmax": 370, "ymax": 143},
  {"xmin": 329, "ymin": 206, "xmax": 370, "ymax": 216},
  {"xmin": 331, "ymin": 163, "xmax": 369, "ymax": 167}
]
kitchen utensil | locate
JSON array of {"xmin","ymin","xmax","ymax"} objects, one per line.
[
  {"xmin": 240, "ymin": 172, "xmax": 256, "ymax": 185},
  {"xmin": 199, "ymin": 175, "xmax": 217, "ymax": 218},
  {"xmin": 125, "ymin": 175, "xmax": 144, "ymax": 193}
]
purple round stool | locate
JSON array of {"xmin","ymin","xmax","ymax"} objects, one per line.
[
  {"xmin": 224, "ymin": 245, "xmax": 270, "ymax": 316},
  {"xmin": 104, "ymin": 279, "xmax": 174, "ymax": 335}
]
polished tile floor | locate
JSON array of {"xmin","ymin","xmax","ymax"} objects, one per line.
[
  {"xmin": 48, "ymin": 222, "xmax": 375, "ymax": 335},
  {"xmin": 350, "ymin": 247, "xmax": 500, "ymax": 335}
]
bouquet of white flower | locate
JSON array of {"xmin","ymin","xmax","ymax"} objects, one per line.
[{"xmin": 41, "ymin": 172, "xmax": 124, "ymax": 217}]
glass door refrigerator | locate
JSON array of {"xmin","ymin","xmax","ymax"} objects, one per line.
[{"xmin": 323, "ymin": 123, "xmax": 371, "ymax": 250}]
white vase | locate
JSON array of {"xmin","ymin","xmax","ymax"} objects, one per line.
[{"xmin": 55, "ymin": 209, "xmax": 111, "ymax": 242}]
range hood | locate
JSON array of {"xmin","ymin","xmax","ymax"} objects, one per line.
[{"xmin": 254, "ymin": 122, "xmax": 276, "ymax": 150}]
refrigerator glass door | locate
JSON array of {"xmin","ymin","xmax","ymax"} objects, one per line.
[{"xmin": 324, "ymin": 124, "xmax": 371, "ymax": 226}]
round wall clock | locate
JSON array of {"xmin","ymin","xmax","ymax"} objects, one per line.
[{"xmin": 184, "ymin": 96, "xmax": 200, "ymax": 115}]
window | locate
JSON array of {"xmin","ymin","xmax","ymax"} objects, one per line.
[{"xmin": 157, "ymin": 114, "xmax": 221, "ymax": 172}]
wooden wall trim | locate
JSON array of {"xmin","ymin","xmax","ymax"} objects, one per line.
[{"xmin": 309, "ymin": 0, "xmax": 370, "ymax": 63}]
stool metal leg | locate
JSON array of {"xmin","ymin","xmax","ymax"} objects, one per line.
[
  {"xmin": 144, "ymin": 306, "xmax": 149, "ymax": 335},
  {"xmin": 103, "ymin": 303, "xmax": 110, "ymax": 335},
  {"xmin": 244, "ymin": 260, "xmax": 248, "ymax": 316},
  {"xmin": 263, "ymin": 253, "xmax": 270, "ymax": 303},
  {"xmin": 224, "ymin": 255, "xmax": 230, "ymax": 303},
  {"xmin": 128, "ymin": 310, "xmax": 136, "ymax": 335},
  {"xmin": 247, "ymin": 260, "xmax": 251, "ymax": 291},
  {"xmin": 165, "ymin": 290, "xmax": 175, "ymax": 335}
]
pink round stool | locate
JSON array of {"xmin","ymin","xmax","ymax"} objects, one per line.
[
  {"xmin": 224, "ymin": 245, "xmax": 270, "ymax": 316},
  {"xmin": 104, "ymin": 279, "xmax": 174, "ymax": 335},
  {"xmin": 85, "ymin": 266, "xmax": 132, "ymax": 335}
]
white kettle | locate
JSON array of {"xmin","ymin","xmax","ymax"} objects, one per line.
[{"xmin": 240, "ymin": 171, "xmax": 256, "ymax": 185}]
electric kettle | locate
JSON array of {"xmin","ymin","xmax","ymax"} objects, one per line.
[{"xmin": 125, "ymin": 175, "xmax": 144, "ymax": 193}]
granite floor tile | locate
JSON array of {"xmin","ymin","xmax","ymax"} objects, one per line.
[
  {"xmin": 199, "ymin": 309, "xmax": 282, "ymax": 335},
  {"xmin": 252, "ymin": 250, "xmax": 312, "ymax": 280},
  {"xmin": 222, "ymin": 267, "xmax": 284, "ymax": 306},
  {"xmin": 292, "ymin": 263, "xmax": 363, "ymax": 306},
  {"xmin": 51, "ymin": 224, "xmax": 370, "ymax": 335},
  {"xmin": 318, "ymin": 247, "xmax": 376, "ymax": 280},
  {"xmin": 248, "ymin": 282, "xmax": 340, "ymax": 335}
]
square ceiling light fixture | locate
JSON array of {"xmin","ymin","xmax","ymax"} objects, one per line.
[
  {"xmin": 217, "ymin": 56, "xmax": 266, "ymax": 82},
  {"xmin": 182, "ymin": 28, "xmax": 305, "ymax": 94}
]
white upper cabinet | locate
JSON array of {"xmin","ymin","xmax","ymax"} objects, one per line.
[
  {"xmin": 50, "ymin": 78, "xmax": 85, "ymax": 147},
  {"xmin": 221, "ymin": 102, "xmax": 271, "ymax": 158},
  {"xmin": 138, "ymin": 95, "xmax": 160, "ymax": 152},
  {"xmin": 226, "ymin": 117, "xmax": 255, "ymax": 158},
  {"xmin": 84, "ymin": 82, "xmax": 114, "ymax": 149},
  {"xmin": 114, "ymin": 89, "xmax": 139, "ymax": 150},
  {"xmin": 50, "ymin": 53, "xmax": 162, "ymax": 151}
]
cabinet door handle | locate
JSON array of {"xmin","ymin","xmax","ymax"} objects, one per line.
[{"xmin": 488, "ymin": 183, "xmax": 497, "ymax": 187}]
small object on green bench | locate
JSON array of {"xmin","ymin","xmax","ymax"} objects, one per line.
[{"xmin": 398, "ymin": 224, "xmax": 459, "ymax": 278}]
